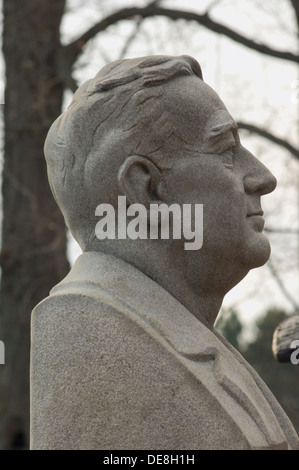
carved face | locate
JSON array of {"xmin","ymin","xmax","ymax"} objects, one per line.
[{"xmin": 160, "ymin": 76, "xmax": 277, "ymax": 280}]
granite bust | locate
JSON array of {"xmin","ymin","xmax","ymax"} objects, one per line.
[{"xmin": 30, "ymin": 55, "xmax": 299, "ymax": 450}]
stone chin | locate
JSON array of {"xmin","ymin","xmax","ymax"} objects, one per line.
[{"xmin": 240, "ymin": 233, "xmax": 271, "ymax": 270}]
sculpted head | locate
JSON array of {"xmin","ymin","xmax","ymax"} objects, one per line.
[
  {"xmin": 45, "ymin": 55, "xmax": 277, "ymax": 308},
  {"xmin": 45, "ymin": 55, "xmax": 203, "ymax": 250}
]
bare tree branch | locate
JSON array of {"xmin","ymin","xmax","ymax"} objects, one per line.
[
  {"xmin": 207, "ymin": 0, "xmax": 225, "ymax": 13},
  {"xmin": 267, "ymin": 259, "xmax": 299, "ymax": 310},
  {"xmin": 60, "ymin": 5, "xmax": 299, "ymax": 72},
  {"xmin": 238, "ymin": 121, "xmax": 299, "ymax": 159},
  {"xmin": 148, "ymin": 0, "xmax": 163, "ymax": 6},
  {"xmin": 265, "ymin": 227, "xmax": 299, "ymax": 234},
  {"xmin": 118, "ymin": 0, "xmax": 165, "ymax": 59},
  {"xmin": 118, "ymin": 17, "xmax": 144, "ymax": 60}
]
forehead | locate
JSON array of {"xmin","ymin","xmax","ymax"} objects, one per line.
[{"xmin": 165, "ymin": 75, "xmax": 236, "ymax": 142}]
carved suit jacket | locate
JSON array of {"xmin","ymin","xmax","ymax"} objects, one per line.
[{"xmin": 30, "ymin": 252, "xmax": 299, "ymax": 450}]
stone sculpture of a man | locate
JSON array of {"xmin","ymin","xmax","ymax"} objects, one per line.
[{"xmin": 30, "ymin": 55, "xmax": 299, "ymax": 450}]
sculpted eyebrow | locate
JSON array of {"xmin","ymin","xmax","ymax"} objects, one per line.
[
  {"xmin": 210, "ymin": 120, "xmax": 238, "ymax": 136},
  {"xmin": 202, "ymin": 120, "xmax": 238, "ymax": 154}
]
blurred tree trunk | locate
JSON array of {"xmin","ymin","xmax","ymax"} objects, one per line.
[{"xmin": 0, "ymin": 0, "xmax": 69, "ymax": 449}]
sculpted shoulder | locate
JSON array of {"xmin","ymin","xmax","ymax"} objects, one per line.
[
  {"xmin": 31, "ymin": 55, "xmax": 296, "ymax": 450},
  {"xmin": 31, "ymin": 290, "xmax": 250, "ymax": 450},
  {"xmin": 31, "ymin": 253, "xmax": 298, "ymax": 450}
]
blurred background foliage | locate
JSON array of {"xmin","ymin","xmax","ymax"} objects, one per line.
[{"xmin": 217, "ymin": 308, "xmax": 299, "ymax": 434}]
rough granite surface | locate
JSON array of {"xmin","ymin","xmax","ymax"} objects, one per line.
[{"xmin": 31, "ymin": 55, "xmax": 299, "ymax": 450}]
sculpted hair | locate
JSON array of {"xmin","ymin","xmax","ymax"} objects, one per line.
[{"xmin": 44, "ymin": 55, "xmax": 203, "ymax": 249}]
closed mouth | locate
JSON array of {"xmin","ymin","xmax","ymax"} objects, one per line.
[{"xmin": 247, "ymin": 210, "xmax": 264, "ymax": 217}]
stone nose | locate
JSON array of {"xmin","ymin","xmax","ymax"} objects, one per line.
[{"xmin": 242, "ymin": 149, "xmax": 277, "ymax": 195}]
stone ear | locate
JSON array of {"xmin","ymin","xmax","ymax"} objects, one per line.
[{"xmin": 118, "ymin": 155, "xmax": 162, "ymax": 207}]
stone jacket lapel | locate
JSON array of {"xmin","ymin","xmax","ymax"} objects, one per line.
[{"xmin": 51, "ymin": 251, "xmax": 299, "ymax": 450}]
